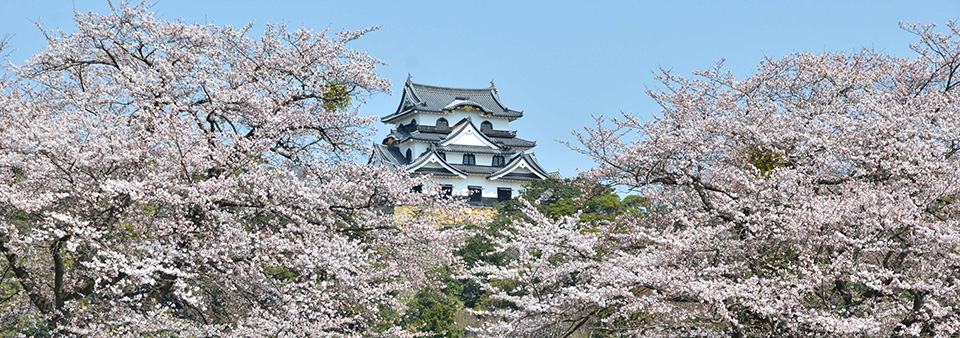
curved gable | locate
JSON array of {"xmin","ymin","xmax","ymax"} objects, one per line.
[
  {"xmin": 439, "ymin": 120, "xmax": 502, "ymax": 150},
  {"xmin": 488, "ymin": 153, "xmax": 549, "ymax": 181},
  {"xmin": 406, "ymin": 150, "xmax": 468, "ymax": 178}
]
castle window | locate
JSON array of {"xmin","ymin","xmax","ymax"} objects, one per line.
[
  {"xmin": 468, "ymin": 186, "xmax": 482, "ymax": 202},
  {"xmin": 462, "ymin": 154, "xmax": 475, "ymax": 165},
  {"xmin": 436, "ymin": 118, "xmax": 449, "ymax": 128},
  {"xmin": 492, "ymin": 155, "xmax": 505, "ymax": 167},
  {"xmin": 497, "ymin": 187, "xmax": 512, "ymax": 201},
  {"xmin": 480, "ymin": 121, "xmax": 493, "ymax": 131},
  {"xmin": 405, "ymin": 149, "xmax": 412, "ymax": 162}
]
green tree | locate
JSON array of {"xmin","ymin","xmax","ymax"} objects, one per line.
[
  {"xmin": 402, "ymin": 289, "xmax": 465, "ymax": 338},
  {"xmin": 492, "ymin": 178, "xmax": 645, "ymax": 224},
  {"xmin": 454, "ymin": 178, "xmax": 646, "ymax": 308}
]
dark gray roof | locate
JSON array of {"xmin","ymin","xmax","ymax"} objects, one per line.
[
  {"xmin": 384, "ymin": 129, "xmax": 535, "ymax": 149},
  {"xmin": 434, "ymin": 144, "xmax": 517, "ymax": 155},
  {"xmin": 450, "ymin": 164, "xmax": 503, "ymax": 175},
  {"xmin": 491, "ymin": 136, "xmax": 536, "ymax": 148},
  {"xmin": 370, "ymin": 143, "xmax": 408, "ymax": 166},
  {"xmin": 498, "ymin": 173, "xmax": 543, "ymax": 181},
  {"xmin": 386, "ymin": 129, "xmax": 442, "ymax": 142},
  {"xmin": 413, "ymin": 168, "xmax": 461, "ymax": 176},
  {"xmin": 383, "ymin": 79, "xmax": 523, "ymax": 123},
  {"xmin": 393, "ymin": 151, "xmax": 549, "ymax": 180},
  {"xmin": 488, "ymin": 152, "xmax": 550, "ymax": 181},
  {"xmin": 515, "ymin": 153, "xmax": 550, "ymax": 177},
  {"xmin": 405, "ymin": 149, "xmax": 469, "ymax": 177}
]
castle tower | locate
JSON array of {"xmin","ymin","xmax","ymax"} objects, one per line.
[{"xmin": 370, "ymin": 78, "xmax": 549, "ymax": 206}]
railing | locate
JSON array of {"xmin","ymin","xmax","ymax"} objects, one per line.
[
  {"xmin": 410, "ymin": 124, "xmax": 517, "ymax": 138},
  {"xmin": 412, "ymin": 125, "xmax": 452, "ymax": 133}
]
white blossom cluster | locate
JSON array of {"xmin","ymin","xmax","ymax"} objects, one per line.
[
  {"xmin": 0, "ymin": 3, "xmax": 463, "ymax": 337},
  {"xmin": 471, "ymin": 22, "xmax": 960, "ymax": 337}
]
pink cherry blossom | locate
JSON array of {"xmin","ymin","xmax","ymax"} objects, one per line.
[
  {"xmin": 0, "ymin": 3, "xmax": 463, "ymax": 337},
  {"xmin": 473, "ymin": 21, "xmax": 960, "ymax": 337}
]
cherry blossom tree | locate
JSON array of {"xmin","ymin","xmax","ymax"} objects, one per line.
[
  {"xmin": 473, "ymin": 22, "xmax": 960, "ymax": 337},
  {"xmin": 0, "ymin": 3, "xmax": 462, "ymax": 337}
]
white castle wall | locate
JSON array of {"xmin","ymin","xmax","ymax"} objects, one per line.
[
  {"xmin": 389, "ymin": 108, "xmax": 537, "ymax": 200},
  {"xmin": 431, "ymin": 175, "xmax": 526, "ymax": 198},
  {"xmin": 394, "ymin": 110, "xmax": 511, "ymax": 130},
  {"xmin": 398, "ymin": 142, "xmax": 430, "ymax": 161}
]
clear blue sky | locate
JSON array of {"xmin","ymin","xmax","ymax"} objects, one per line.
[{"xmin": 2, "ymin": 1, "xmax": 958, "ymax": 177}]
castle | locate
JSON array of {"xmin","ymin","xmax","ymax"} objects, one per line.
[{"xmin": 370, "ymin": 77, "xmax": 549, "ymax": 206}]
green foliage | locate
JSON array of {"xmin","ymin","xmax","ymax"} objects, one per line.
[
  {"xmin": 322, "ymin": 83, "xmax": 352, "ymax": 112},
  {"xmin": 589, "ymin": 307, "xmax": 656, "ymax": 338},
  {"xmin": 929, "ymin": 195, "xmax": 959, "ymax": 220},
  {"xmin": 438, "ymin": 274, "xmax": 485, "ymax": 310},
  {"xmin": 402, "ymin": 290, "xmax": 464, "ymax": 338},
  {"xmin": 0, "ymin": 213, "xmax": 50, "ymax": 337},
  {"xmin": 747, "ymin": 146, "xmax": 789, "ymax": 175},
  {"xmin": 0, "ymin": 315, "xmax": 50, "ymax": 338},
  {"xmin": 518, "ymin": 178, "xmax": 585, "ymax": 207},
  {"xmin": 451, "ymin": 178, "xmax": 646, "ymax": 313},
  {"xmin": 754, "ymin": 245, "xmax": 803, "ymax": 278},
  {"xmin": 541, "ymin": 199, "xmax": 578, "ymax": 219},
  {"xmin": 493, "ymin": 178, "xmax": 646, "ymax": 224},
  {"xmin": 263, "ymin": 266, "xmax": 299, "ymax": 282},
  {"xmin": 403, "ymin": 179, "xmax": 651, "ymax": 334},
  {"xmin": 457, "ymin": 178, "xmax": 646, "ymax": 273},
  {"xmin": 457, "ymin": 233, "xmax": 511, "ymax": 269}
]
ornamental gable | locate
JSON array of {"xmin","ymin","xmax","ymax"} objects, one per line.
[{"xmin": 440, "ymin": 120, "xmax": 501, "ymax": 150}]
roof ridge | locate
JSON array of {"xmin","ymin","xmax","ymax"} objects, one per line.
[
  {"xmin": 408, "ymin": 81, "xmax": 495, "ymax": 92},
  {"xmin": 404, "ymin": 80, "xmax": 425, "ymax": 106},
  {"xmin": 383, "ymin": 80, "xmax": 524, "ymax": 123}
]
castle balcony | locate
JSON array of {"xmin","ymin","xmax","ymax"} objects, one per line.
[
  {"xmin": 405, "ymin": 124, "xmax": 517, "ymax": 138},
  {"xmin": 408, "ymin": 124, "xmax": 451, "ymax": 133}
]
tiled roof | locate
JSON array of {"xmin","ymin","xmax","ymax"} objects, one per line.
[
  {"xmin": 383, "ymin": 79, "xmax": 523, "ymax": 122},
  {"xmin": 413, "ymin": 168, "xmax": 462, "ymax": 176},
  {"xmin": 497, "ymin": 173, "xmax": 543, "ymax": 181},
  {"xmin": 448, "ymin": 153, "xmax": 549, "ymax": 179},
  {"xmin": 491, "ymin": 136, "xmax": 536, "ymax": 148},
  {"xmin": 374, "ymin": 78, "xmax": 548, "ymax": 187},
  {"xmin": 370, "ymin": 143, "xmax": 408, "ymax": 166},
  {"xmin": 406, "ymin": 149, "xmax": 468, "ymax": 178},
  {"xmin": 386, "ymin": 129, "xmax": 442, "ymax": 142},
  {"xmin": 516, "ymin": 153, "xmax": 550, "ymax": 177},
  {"xmin": 434, "ymin": 144, "xmax": 517, "ymax": 155},
  {"xmin": 385, "ymin": 129, "xmax": 535, "ymax": 149},
  {"xmin": 450, "ymin": 164, "xmax": 503, "ymax": 175},
  {"xmin": 488, "ymin": 152, "xmax": 550, "ymax": 181}
]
